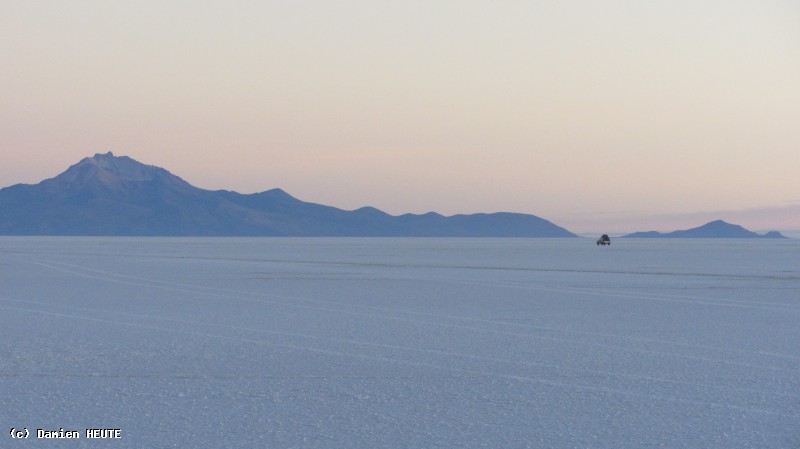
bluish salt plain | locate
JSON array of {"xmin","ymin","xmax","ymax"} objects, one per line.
[{"xmin": 1, "ymin": 237, "xmax": 798, "ymax": 449}]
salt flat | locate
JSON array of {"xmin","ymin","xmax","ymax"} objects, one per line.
[{"xmin": 1, "ymin": 237, "xmax": 798, "ymax": 448}]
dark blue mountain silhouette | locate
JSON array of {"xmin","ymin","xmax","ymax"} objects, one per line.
[
  {"xmin": 623, "ymin": 220, "xmax": 786, "ymax": 238},
  {"xmin": 0, "ymin": 152, "xmax": 577, "ymax": 237}
]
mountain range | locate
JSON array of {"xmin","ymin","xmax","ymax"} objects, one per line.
[
  {"xmin": 0, "ymin": 152, "xmax": 576, "ymax": 237},
  {"xmin": 622, "ymin": 220, "xmax": 786, "ymax": 238}
]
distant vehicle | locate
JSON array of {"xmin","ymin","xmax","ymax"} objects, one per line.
[{"xmin": 597, "ymin": 234, "xmax": 611, "ymax": 246}]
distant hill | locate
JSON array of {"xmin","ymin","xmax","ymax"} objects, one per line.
[
  {"xmin": 623, "ymin": 220, "xmax": 786, "ymax": 238},
  {"xmin": 0, "ymin": 152, "xmax": 577, "ymax": 237}
]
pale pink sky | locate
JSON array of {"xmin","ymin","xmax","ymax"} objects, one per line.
[{"xmin": 1, "ymin": 1, "xmax": 798, "ymax": 234}]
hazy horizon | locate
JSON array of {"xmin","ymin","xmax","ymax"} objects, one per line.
[{"xmin": 2, "ymin": 1, "xmax": 798, "ymax": 234}]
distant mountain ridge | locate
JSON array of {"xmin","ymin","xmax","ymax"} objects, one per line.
[
  {"xmin": 0, "ymin": 152, "xmax": 577, "ymax": 237},
  {"xmin": 622, "ymin": 220, "xmax": 786, "ymax": 238}
]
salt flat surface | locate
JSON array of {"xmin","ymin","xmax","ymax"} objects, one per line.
[{"xmin": 1, "ymin": 237, "xmax": 798, "ymax": 448}]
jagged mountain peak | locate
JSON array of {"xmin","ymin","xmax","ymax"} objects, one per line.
[{"xmin": 51, "ymin": 151, "xmax": 189, "ymax": 188}]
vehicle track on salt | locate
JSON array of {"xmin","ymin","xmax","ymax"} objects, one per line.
[
  {"xmin": 25, "ymin": 258, "xmax": 800, "ymax": 370},
  {"xmin": 1, "ymin": 300, "xmax": 797, "ymax": 421}
]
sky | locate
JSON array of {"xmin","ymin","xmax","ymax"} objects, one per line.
[{"xmin": 1, "ymin": 0, "xmax": 799, "ymax": 234}]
